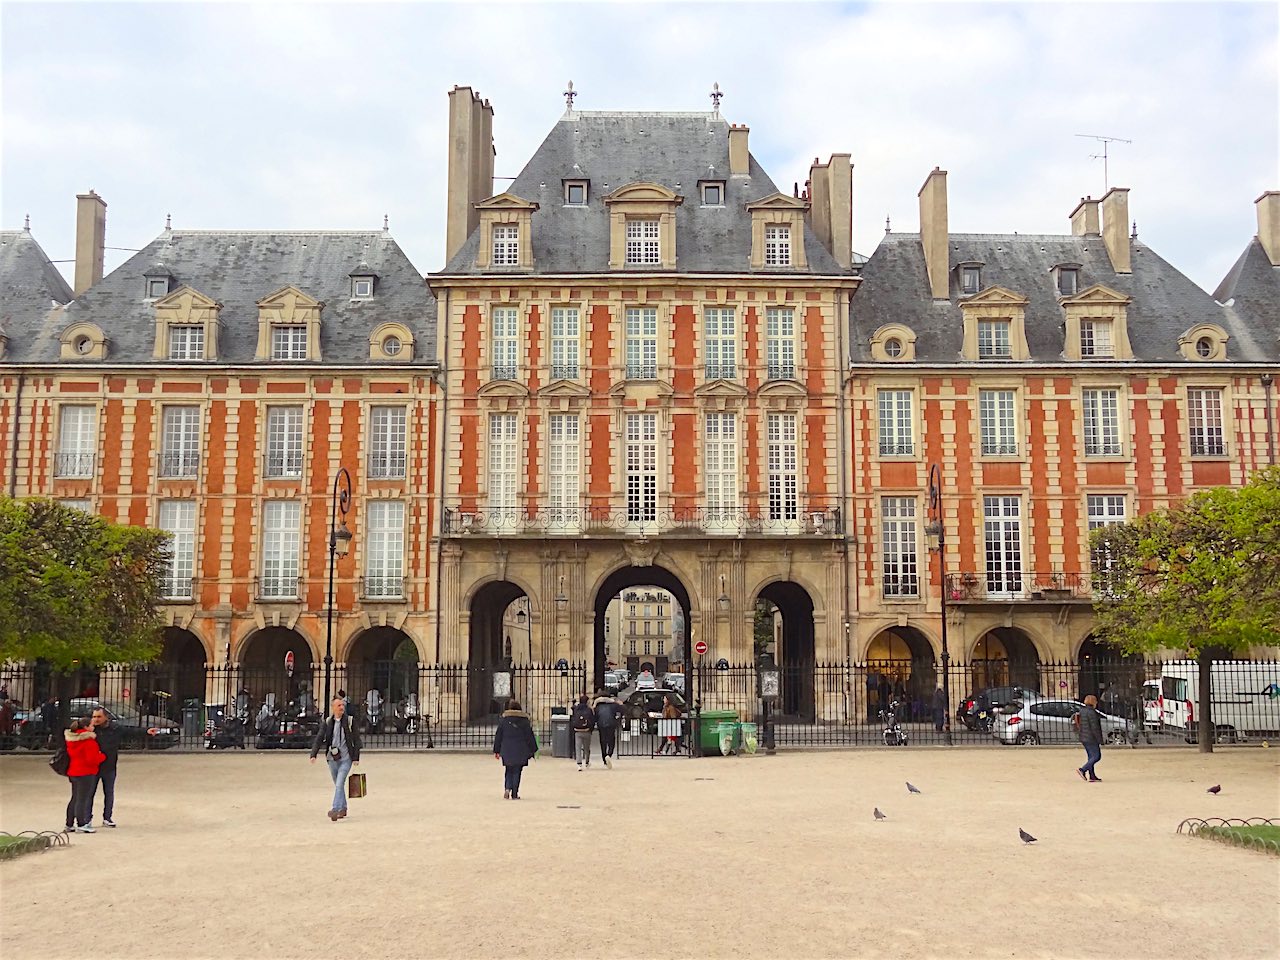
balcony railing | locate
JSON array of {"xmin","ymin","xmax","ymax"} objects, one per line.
[
  {"xmin": 264, "ymin": 454, "xmax": 304, "ymax": 480},
  {"xmin": 492, "ymin": 364, "xmax": 517, "ymax": 381},
  {"xmin": 160, "ymin": 577, "xmax": 195, "ymax": 601},
  {"xmin": 766, "ymin": 363, "xmax": 796, "ymax": 381},
  {"xmin": 361, "ymin": 575, "xmax": 405, "ymax": 600},
  {"xmin": 256, "ymin": 575, "xmax": 302, "ymax": 601},
  {"xmin": 704, "ymin": 363, "xmax": 736, "ymax": 380},
  {"xmin": 878, "ymin": 441, "xmax": 915, "ymax": 457},
  {"xmin": 625, "ymin": 363, "xmax": 657, "ymax": 380},
  {"xmin": 550, "ymin": 364, "xmax": 579, "ymax": 381},
  {"xmin": 54, "ymin": 451, "xmax": 96, "ymax": 478},
  {"xmin": 367, "ymin": 457, "xmax": 407, "ymax": 480},
  {"xmin": 945, "ymin": 571, "xmax": 1092, "ymax": 602},
  {"xmin": 158, "ymin": 451, "xmax": 200, "ymax": 479},
  {"xmin": 443, "ymin": 503, "xmax": 842, "ymax": 537}
]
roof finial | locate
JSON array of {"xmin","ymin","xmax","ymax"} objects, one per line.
[
  {"xmin": 165, "ymin": 213, "xmax": 171, "ymax": 230},
  {"xmin": 383, "ymin": 214, "xmax": 389, "ymax": 231},
  {"xmin": 564, "ymin": 80, "xmax": 576, "ymax": 112},
  {"xmin": 710, "ymin": 82, "xmax": 723, "ymax": 115},
  {"xmin": 1131, "ymin": 220, "xmax": 1138, "ymax": 239},
  {"xmin": 24, "ymin": 214, "xmax": 30, "ymax": 231},
  {"xmin": 885, "ymin": 215, "xmax": 891, "ymax": 234}
]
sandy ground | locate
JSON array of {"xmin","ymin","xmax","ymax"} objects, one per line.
[{"xmin": 1, "ymin": 747, "xmax": 1278, "ymax": 960}]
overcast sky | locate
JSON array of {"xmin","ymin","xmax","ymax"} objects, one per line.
[{"xmin": 2, "ymin": 2, "xmax": 1276, "ymax": 292}]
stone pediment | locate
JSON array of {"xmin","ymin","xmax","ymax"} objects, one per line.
[
  {"xmin": 1059, "ymin": 283, "xmax": 1132, "ymax": 306},
  {"xmin": 755, "ymin": 378, "xmax": 808, "ymax": 400},
  {"xmin": 603, "ymin": 182, "xmax": 683, "ymax": 205},
  {"xmin": 609, "ymin": 379, "xmax": 675, "ymax": 400},
  {"xmin": 477, "ymin": 379, "xmax": 531, "ymax": 400},
  {"xmin": 746, "ymin": 192, "xmax": 809, "ymax": 212},
  {"xmin": 694, "ymin": 378, "xmax": 749, "ymax": 400},
  {"xmin": 475, "ymin": 192, "xmax": 540, "ymax": 212},
  {"xmin": 537, "ymin": 379, "xmax": 591, "ymax": 400},
  {"xmin": 154, "ymin": 286, "xmax": 219, "ymax": 310},
  {"xmin": 960, "ymin": 285, "xmax": 1029, "ymax": 306},
  {"xmin": 257, "ymin": 286, "xmax": 324, "ymax": 311}
]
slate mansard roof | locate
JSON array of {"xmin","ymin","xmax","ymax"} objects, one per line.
[
  {"xmin": 0, "ymin": 230, "xmax": 74, "ymax": 341},
  {"xmin": 438, "ymin": 111, "xmax": 847, "ymax": 277},
  {"xmin": 3, "ymin": 230, "xmax": 436, "ymax": 365},
  {"xmin": 848, "ymin": 232, "xmax": 1273, "ymax": 363},
  {"xmin": 1214, "ymin": 238, "xmax": 1280, "ymax": 362}
]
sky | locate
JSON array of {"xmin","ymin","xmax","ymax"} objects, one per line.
[{"xmin": 1, "ymin": 1, "xmax": 1276, "ymax": 293}]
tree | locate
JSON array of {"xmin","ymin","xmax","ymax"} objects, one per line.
[
  {"xmin": 1089, "ymin": 468, "xmax": 1280, "ymax": 751},
  {"xmin": 0, "ymin": 498, "xmax": 169, "ymax": 715}
]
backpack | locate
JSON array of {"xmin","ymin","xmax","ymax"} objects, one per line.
[
  {"xmin": 49, "ymin": 742, "xmax": 70, "ymax": 777},
  {"xmin": 572, "ymin": 704, "xmax": 593, "ymax": 731}
]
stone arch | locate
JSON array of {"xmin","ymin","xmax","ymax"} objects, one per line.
[
  {"xmin": 748, "ymin": 570, "xmax": 827, "ymax": 617},
  {"xmin": 237, "ymin": 625, "xmax": 318, "ymax": 712},
  {"xmin": 863, "ymin": 625, "xmax": 938, "ymax": 722},
  {"xmin": 135, "ymin": 626, "xmax": 209, "ymax": 721},
  {"xmin": 344, "ymin": 626, "xmax": 421, "ymax": 715},
  {"xmin": 591, "ymin": 563, "xmax": 693, "ymax": 691},
  {"xmin": 468, "ymin": 580, "xmax": 530, "ymax": 721},
  {"xmin": 969, "ymin": 626, "xmax": 1043, "ymax": 693},
  {"xmin": 755, "ymin": 580, "xmax": 817, "ymax": 721},
  {"xmin": 1077, "ymin": 634, "xmax": 1147, "ymax": 710},
  {"xmin": 462, "ymin": 573, "xmax": 541, "ymax": 620}
]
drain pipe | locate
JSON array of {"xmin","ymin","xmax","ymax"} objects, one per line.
[
  {"xmin": 7, "ymin": 373, "xmax": 25, "ymax": 497},
  {"xmin": 835, "ymin": 291, "xmax": 854, "ymax": 663},
  {"xmin": 1263, "ymin": 374, "xmax": 1276, "ymax": 466},
  {"xmin": 433, "ymin": 286, "xmax": 451, "ymax": 666}
]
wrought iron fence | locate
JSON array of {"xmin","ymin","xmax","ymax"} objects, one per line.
[{"xmin": 443, "ymin": 503, "xmax": 842, "ymax": 537}]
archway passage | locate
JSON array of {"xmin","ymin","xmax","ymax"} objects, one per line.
[
  {"xmin": 346, "ymin": 627, "xmax": 420, "ymax": 721},
  {"xmin": 1078, "ymin": 636, "xmax": 1146, "ymax": 714},
  {"xmin": 970, "ymin": 627, "xmax": 1040, "ymax": 693},
  {"xmin": 865, "ymin": 627, "xmax": 937, "ymax": 723},
  {"xmin": 593, "ymin": 565, "xmax": 691, "ymax": 692},
  {"xmin": 136, "ymin": 627, "xmax": 207, "ymax": 721},
  {"xmin": 469, "ymin": 581, "xmax": 528, "ymax": 720},
  {"xmin": 757, "ymin": 581, "xmax": 816, "ymax": 721},
  {"xmin": 239, "ymin": 626, "xmax": 314, "ymax": 711}
]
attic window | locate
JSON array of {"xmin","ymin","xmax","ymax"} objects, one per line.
[
  {"xmin": 1057, "ymin": 267, "xmax": 1080, "ymax": 296},
  {"xmin": 960, "ymin": 265, "xmax": 983, "ymax": 295},
  {"xmin": 147, "ymin": 278, "xmax": 170, "ymax": 299},
  {"xmin": 1195, "ymin": 337, "xmax": 1214, "ymax": 358},
  {"xmin": 565, "ymin": 181, "xmax": 588, "ymax": 206},
  {"xmin": 352, "ymin": 277, "xmax": 374, "ymax": 299},
  {"xmin": 701, "ymin": 182, "xmax": 725, "ymax": 206}
]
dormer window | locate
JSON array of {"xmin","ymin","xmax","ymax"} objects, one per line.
[
  {"xmin": 764, "ymin": 225, "xmax": 792, "ymax": 266},
  {"xmin": 147, "ymin": 278, "xmax": 170, "ymax": 299},
  {"xmin": 701, "ymin": 182, "xmax": 725, "ymax": 206},
  {"xmin": 564, "ymin": 181, "xmax": 588, "ymax": 206},
  {"xmin": 492, "ymin": 224, "xmax": 519, "ymax": 265},
  {"xmin": 625, "ymin": 218, "xmax": 661, "ymax": 265},
  {"xmin": 272, "ymin": 325, "xmax": 309, "ymax": 360},
  {"xmin": 168, "ymin": 325, "xmax": 206, "ymax": 361},
  {"xmin": 977, "ymin": 319, "xmax": 1012, "ymax": 359},
  {"xmin": 960, "ymin": 264, "xmax": 983, "ymax": 295},
  {"xmin": 351, "ymin": 277, "xmax": 374, "ymax": 299},
  {"xmin": 1056, "ymin": 266, "xmax": 1080, "ymax": 296}
]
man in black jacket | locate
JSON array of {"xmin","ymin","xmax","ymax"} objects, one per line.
[
  {"xmin": 89, "ymin": 707, "xmax": 124, "ymax": 827},
  {"xmin": 592, "ymin": 690, "xmax": 623, "ymax": 768},
  {"xmin": 309, "ymin": 697, "xmax": 361, "ymax": 821}
]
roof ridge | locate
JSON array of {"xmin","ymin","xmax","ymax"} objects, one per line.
[
  {"xmin": 166, "ymin": 230, "xmax": 388, "ymax": 237},
  {"xmin": 566, "ymin": 110, "xmax": 724, "ymax": 120}
]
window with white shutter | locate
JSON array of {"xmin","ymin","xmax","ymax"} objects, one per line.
[
  {"xmin": 979, "ymin": 390, "xmax": 1017, "ymax": 456},
  {"xmin": 983, "ymin": 496, "xmax": 1023, "ymax": 597},
  {"xmin": 550, "ymin": 307, "xmax": 580, "ymax": 380},
  {"xmin": 491, "ymin": 307, "xmax": 519, "ymax": 380},
  {"xmin": 488, "ymin": 414, "xmax": 519, "ymax": 529},
  {"xmin": 1187, "ymin": 388, "xmax": 1225, "ymax": 456},
  {"xmin": 1082, "ymin": 388, "xmax": 1122, "ymax": 456},
  {"xmin": 877, "ymin": 390, "xmax": 914, "ymax": 456}
]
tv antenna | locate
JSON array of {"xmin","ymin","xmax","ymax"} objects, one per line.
[{"xmin": 1075, "ymin": 133, "xmax": 1132, "ymax": 192}]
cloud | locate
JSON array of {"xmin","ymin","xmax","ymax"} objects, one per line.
[{"xmin": 1, "ymin": 1, "xmax": 1275, "ymax": 290}]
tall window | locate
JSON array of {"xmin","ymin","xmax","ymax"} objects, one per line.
[
  {"xmin": 764, "ymin": 225, "xmax": 791, "ymax": 266},
  {"xmin": 983, "ymin": 496, "xmax": 1023, "ymax": 597},
  {"xmin": 625, "ymin": 413, "xmax": 658, "ymax": 522},
  {"xmin": 491, "ymin": 224, "xmax": 519, "ymax": 265},
  {"xmin": 1082, "ymin": 388, "xmax": 1122, "ymax": 456},
  {"xmin": 767, "ymin": 413, "xmax": 798, "ymax": 523},
  {"xmin": 491, "ymin": 307, "xmax": 518, "ymax": 380},
  {"xmin": 168, "ymin": 325, "xmax": 205, "ymax": 361},
  {"xmin": 158, "ymin": 500, "xmax": 196, "ymax": 600},
  {"xmin": 765, "ymin": 307, "xmax": 796, "ymax": 380},
  {"xmin": 1088, "ymin": 494, "xmax": 1126, "ymax": 594},
  {"xmin": 265, "ymin": 406, "xmax": 304, "ymax": 479},
  {"xmin": 977, "ymin": 320, "xmax": 1012, "ymax": 359},
  {"xmin": 877, "ymin": 390, "xmax": 914, "ymax": 456},
  {"xmin": 260, "ymin": 501, "xmax": 301, "ymax": 599},
  {"xmin": 625, "ymin": 218, "xmax": 661, "ymax": 265},
  {"xmin": 368, "ymin": 406, "xmax": 407, "ymax": 479},
  {"xmin": 365, "ymin": 500, "xmax": 405, "ymax": 599},
  {"xmin": 703, "ymin": 307, "xmax": 736, "ymax": 380},
  {"xmin": 160, "ymin": 405, "xmax": 201, "ymax": 478},
  {"xmin": 1079, "ymin": 319, "xmax": 1114, "ymax": 359},
  {"xmin": 978, "ymin": 389, "xmax": 1017, "ymax": 455},
  {"xmin": 1187, "ymin": 388, "xmax": 1225, "ymax": 456},
  {"xmin": 704, "ymin": 413, "xmax": 738, "ymax": 524},
  {"xmin": 881, "ymin": 497, "xmax": 919, "ymax": 598},
  {"xmin": 625, "ymin": 307, "xmax": 658, "ymax": 379},
  {"xmin": 547, "ymin": 414, "xmax": 580, "ymax": 528},
  {"xmin": 55, "ymin": 405, "xmax": 97, "ymax": 478},
  {"xmin": 271, "ymin": 325, "xmax": 308, "ymax": 361},
  {"xmin": 550, "ymin": 307, "xmax": 580, "ymax": 380},
  {"xmin": 487, "ymin": 414, "xmax": 519, "ymax": 526}
]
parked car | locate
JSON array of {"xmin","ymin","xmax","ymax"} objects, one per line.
[
  {"xmin": 635, "ymin": 670, "xmax": 657, "ymax": 691},
  {"xmin": 662, "ymin": 672, "xmax": 686, "ymax": 693},
  {"xmin": 623, "ymin": 689, "xmax": 687, "ymax": 733},
  {"xmin": 958, "ymin": 685, "xmax": 1037, "ymax": 731},
  {"xmin": 67, "ymin": 699, "xmax": 181, "ymax": 750},
  {"xmin": 992, "ymin": 697, "xmax": 1130, "ymax": 746},
  {"xmin": 603, "ymin": 671, "xmax": 623, "ymax": 694}
]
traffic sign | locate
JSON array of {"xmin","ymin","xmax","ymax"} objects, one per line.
[
  {"xmin": 284, "ymin": 650, "xmax": 295, "ymax": 677},
  {"xmin": 694, "ymin": 639, "xmax": 709, "ymax": 656}
]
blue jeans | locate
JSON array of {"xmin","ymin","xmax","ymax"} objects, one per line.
[
  {"xmin": 503, "ymin": 764, "xmax": 524, "ymax": 794},
  {"xmin": 327, "ymin": 756, "xmax": 353, "ymax": 812},
  {"xmin": 1080, "ymin": 742, "xmax": 1102, "ymax": 779}
]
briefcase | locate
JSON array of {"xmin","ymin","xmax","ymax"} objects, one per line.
[{"xmin": 347, "ymin": 772, "xmax": 367, "ymax": 799}]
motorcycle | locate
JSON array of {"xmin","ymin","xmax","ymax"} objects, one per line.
[
  {"xmin": 364, "ymin": 689, "xmax": 384, "ymax": 735},
  {"xmin": 205, "ymin": 714, "xmax": 247, "ymax": 750},
  {"xmin": 393, "ymin": 693, "xmax": 430, "ymax": 744},
  {"xmin": 880, "ymin": 699, "xmax": 908, "ymax": 746}
]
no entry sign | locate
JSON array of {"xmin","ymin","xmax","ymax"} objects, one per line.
[
  {"xmin": 694, "ymin": 640, "xmax": 709, "ymax": 656},
  {"xmin": 284, "ymin": 650, "xmax": 295, "ymax": 677}
]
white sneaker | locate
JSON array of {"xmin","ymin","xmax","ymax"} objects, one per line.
[
  {"xmin": 605, "ymin": 757, "xmax": 612, "ymax": 768},
  {"xmin": 77, "ymin": 825, "xmax": 96, "ymax": 834},
  {"xmin": 576, "ymin": 763, "xmax": 583, "ymax": 771},
  {"xmin": 103, "ymin": 818, "xmax": 117, "ymax": 828}
]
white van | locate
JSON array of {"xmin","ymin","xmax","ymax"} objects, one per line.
[{"xmin": 1154, "ymin": 660, "xmax": 1280, "ymax": 743}]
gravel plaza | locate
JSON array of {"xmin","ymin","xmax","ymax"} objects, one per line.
[{"xmin": 2, "ymin": 747, "xmax": 1278, "ymax": 960}]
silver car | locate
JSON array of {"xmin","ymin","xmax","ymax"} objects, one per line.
[{"xmin": 992, "ymin": 697, "xmax": 1131, "ymax": 746}]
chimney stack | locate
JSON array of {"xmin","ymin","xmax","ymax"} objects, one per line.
[
  {"xmin": 1256, "ymin": 191, "xmax": 1280, "ymax": 266},
  {"xmin": 804, "ymin": 154, "xmax": 853, "ymax": 269},
  {"xmin": 728, "ymin": 124, "xmax": 750, "ymax": 176},
  {"xmin": 918, "ymin": 167, "xmax": 949, "ymax": 299},
  {"xmin": 74, "ymin": 190, "xmax": 107, "ymax": 295},
  {"xmin": 1101, "ymin": 187, "xmax": 1131, "ymax": 274},
  {"xmin": 807, "ymin": 157, "xmax": 831, "ymax": 257},
  {"xmin": 1070, "ymin": 196, "xmax": 1100, "ymax": 236},
  {"xmin": 445, "ymin": 86, "xmax": 496, "ymax": 262}
]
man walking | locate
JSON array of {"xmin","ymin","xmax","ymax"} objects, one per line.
[
  {"xmin": 1073, "ymin": 694, "xmax": 1104, "ymax": 782},
  {"xmin": 309, "ymin": 697, "xmax": 361, "ymax": 821},
  {"xmin": 570, "ymin": 694, "xmax": 595, "ymax": 771},
  {"xmin": 592, "ymin": 689, "xmax": 623, "ymax": 768},
  {"xmin": 89, "ymin": 707, "xmax": 124, "ymax": 827}
]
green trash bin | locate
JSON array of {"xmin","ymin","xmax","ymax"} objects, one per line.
[{"xmin": 698, "ymin": 709, "xmax": 740, "ymax": 755}]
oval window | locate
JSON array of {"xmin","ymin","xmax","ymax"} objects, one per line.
[
  {"xmin": 382, "ymin": 335, "xmax": 402, "ymax": 357},
  {"xmin": 75, "ymin": 336, "xmax": 93, "ymax": 355},
  {"xmin": 1195, "ymin": 336, "xmax": 1214, "ymax": 358},
  {"xmin": 884, "ymin": 337, "xmax": 904, "ymax": 359}
]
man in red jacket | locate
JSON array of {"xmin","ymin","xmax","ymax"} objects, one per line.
[{"xmin": 64, "ymin": 718, "xmax": 106, "ymax": 833}]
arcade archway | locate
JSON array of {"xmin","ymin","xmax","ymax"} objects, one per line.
[
  {"xmin": 970, "ymin": 627, "xmax": 1040, "ymax": 693},
  {"xmin": 345, "ymin": 627, "xmax": 420, "ymax": 719},
  {"xmin": 135, "ymin": 627, "xmax": 208, "ymax": 721},
  {"xmin": 239, "ymin": 626, "xmax": 314, "ymax": 710},
  {"xmin": 469, "ymin": 581, "xmax": 529, "ymax": 720},
  {"xmin": 593, "ymin": 565, "xmax": 692, "ymax": 691},
  {"xmin": 756, "ymin": 581, "xmax": 816, "ymax": 721},
  {"xmin": 865, "ymin": 627, "xmax": 937, "ymax": 722}
]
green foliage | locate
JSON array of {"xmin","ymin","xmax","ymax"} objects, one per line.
[
  {"xmin": 0, "ymin": 497, "xmax": 169, "ymax": 668},
  {"xmin": 754, "ymin": 600, "xmax": 776, "ymax": 657},
  {"xmin": 1090, "ymin": 468, "xmax": 1280, "ymax": 655}
]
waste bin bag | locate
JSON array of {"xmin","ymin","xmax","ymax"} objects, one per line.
[
  {"xmin": 716, "ymin": 721, "xmax": 741, "ymax": 756},
  {"xmin": 738, "ymin": 722, "xmax": 759, "ymax": 754},
  {"xmin": 550, "ymin": 715, "xmax": 572, "ymax": 759}
]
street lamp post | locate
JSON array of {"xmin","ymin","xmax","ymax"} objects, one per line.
[
  {"xmin": 324, "ymin": 467, "xmax": 354, "ymax": 711},
  {"xmin": 925, "ymin": 463, "xmax": 953, "ymax": 745}
]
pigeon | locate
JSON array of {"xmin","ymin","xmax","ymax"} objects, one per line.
[
  {"xmin": 906, "ymin": 782, "xmax": 922, "ymax": 794},
  {"xmin": 1019, "ymin": 828, "xmax": 1037, "ymax": 844},
  {"xmin": 1207, "ymin": 784, "xmax": 1222, "ymax": 795},
  {"xmin": 873, "ymin": 807, "xmax": 887, "ymax": 820}
]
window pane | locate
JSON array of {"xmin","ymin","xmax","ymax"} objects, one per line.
[
  {"xmin": 625, "ymin": 413, "xmax": 658, "ymax": 522},
  {"xmin": 550, "ymin": 307, "xmax": 580, "ymax": 380},
  {"xmin": 271, "ymin": 326, "xmax": 308, "ymax": 360},
  {"xmin": 704, "ymin": 307, "xmax": 736, "ymax": 380},
  {"xmin": 979, "ymin": 390, "xmax": 1017, "ymax": 455},
  {"xmin": 56, "ymin": 405, "xmax": 97, "ymax": 477},
  {"xmin": 492, "ymin": 224, "xmax": 519, "ymax": 265},
  {"xmin": 169, "ymin": 325, "xmax": 205, "ymax": 360},
  {"xmin": 160, "ymin": 406, "xmax": 201, "ymax": 477},
  {"xmin": 368, "ymin": 406, "xmax": 408, "ymax": 479},
  {"xmin": 625, "ymin": 218, "xmax": 661, "ymax": 265},
  {"xmin": 705, "ymin": 413, "xmax": 738, "ymax": 524},
  {"xmin": 265, "ymin": 406, "xmax": 304, "ymax": 478},
  {"xmin": 983, "ymin": 496, "xmax": 1023, "ymax": 595},
  {"xmin": 977, "ymin": 320, "xmax": 1011, "ymax": 359},
  {"xmin": 158, "ymin": 500, "xmax": 196, "ymax": 599},
  {"xmin": 765, "ymin": 307, "xmax": 795, "ymax": 380},
  {"xmin": 625, "ymin": 307, "xmax": 658, "ymax": 379},
  {"xmin": 491, "ymin": 307, "xmax": 519, "ymax": 380},
  {"xmin": 877, "ymin": 390, "xmax": 914, "ymax": 456},
  {"xmin": 488, "ymin": 414, "xmax": 519, "ymax": 525},
  {"xmin": 365, "ymin": 500, "xmax": 405, "ymax": 598},
  {"xmin": 765, "ymin": 225, "xmax": 791, "ymax": 266},
  {"xmin": 1187, "ymin": 388, "xmax": 1225, "ymax": 456},
  {"xmin": 767, "ymin": 413, "xmax": 798, "ymax": 522},
  {"xmin": 260, "ymin": 501, "xmax": 301, "ymax": 598},
  {"xmin": 548, "ymin": 413, "xmax": 580, "ymax": 527},
  {"xmin": 1082, "ymin": 389, "xmax": 1122, "ymax": 456},
  {"xmin": 882, "ymin": 497, "xmax": 919, "ymax": 597}
]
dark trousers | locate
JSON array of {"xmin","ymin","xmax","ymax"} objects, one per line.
[
  {"xmin": 933, "ymin": 707, "xmax": 945, "ymax": 732},
  {"xmin": 66, "ymin": 775, "xmax": 95, "ymax": 828},
  {"xmin": 1080, "ymin": 741, "xmax": 1102, "ymax": 778},
  {"xmin": 598, "ymin": 725, "xmax": 617, "ymax": 761},
  {"xmin": 503, "ymin": 764, "xmax": 524, "ymax": 794},
  {"xmin": 92, "ymin": 761, "xmax": 117, "ymax": 820}
]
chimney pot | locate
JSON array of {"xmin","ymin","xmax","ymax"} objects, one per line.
[
  {"xmin": 1101, "ymin": 187, "xmax": 1132, "ymax": 273},
  {"xmin": 1256, "ymin": 190, "xmax": 1280, "ymax": 266},
  {"xmin": 728, "ymin": 124, "xmax": 750, "ymax": 176},
  {"xmin": 1070, "ymin": 196, "xmax": 1101, "ymax": 236}
]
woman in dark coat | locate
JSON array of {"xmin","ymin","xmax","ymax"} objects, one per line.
[{"xmin": 493, "ymin": 699, "xmax": 538, "ymax": 800}]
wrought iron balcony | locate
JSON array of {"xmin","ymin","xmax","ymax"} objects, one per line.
[
  {"xmin": 443, "ymin": 503, "xmax": 842, "ymax": 537},
  {"xmin": 361, "ymin": 575, "xmax": 406, "ymax": 600},
  {"xmin": 944, "ymin": 571, "xmax": 1092, "ymax": 603},
  {"xmin": 766, "ymin": 363, "xmax": 796, "ymax": 381},
  {"xmin": 54, "ymin": 451, "xmax": 96, "ymax": 478},
  {"xmin": 549, "ymin": 364, "xmax": 579, "ymax": 381},
  {"xmin": 263, "ymin": 454, "xmax": 304, "ymax": 480},
  {"xmin": 158, "ymin": 451, "xmax": 200, "ymax": 479},
  {"xmin": 256, "ymin": 575, "xmax": 303, "ymax": 601},
  {"xmin": 704, "ymin": 363, "xmax": 737, "ymax": 380},
  {"xmin": 367, "ymin": 457, "xmax": 407, "ymax": 480},
  {"xmin": 491, "ymin": 364, "xmax": 518, "ymax": 381},
  {"xmin": 160, "ymin": 577, "xmax": 196, "ymax": 602}
]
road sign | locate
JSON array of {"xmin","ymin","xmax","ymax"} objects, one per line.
[
  {"xmin": 285, "ymin": 650, "xmax": 295, "ymax": 677},
  {"xmin": 694, "ymin": 640, "xmax": 709, "ymax": 656}
]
